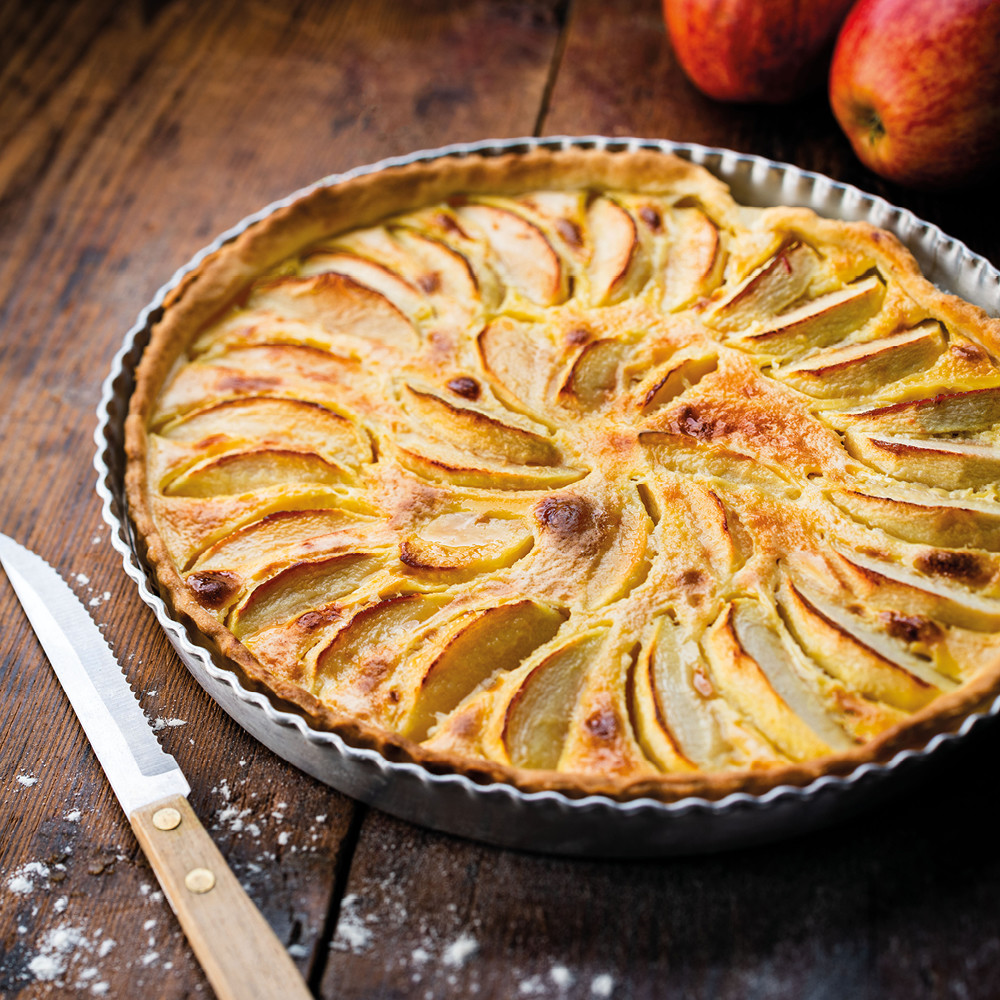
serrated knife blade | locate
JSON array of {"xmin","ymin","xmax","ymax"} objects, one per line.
[
  {"xmin": 0, "ymin": 532, "xmax": 189, "ymax": 815},
  {"xmin": 0, "ymin": 532, "xmax": 313, "ymax": 1000}
]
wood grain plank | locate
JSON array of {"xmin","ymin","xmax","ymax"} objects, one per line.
[
  {"xmin": 543, "ymin": 0, "xmax": 1000, "ymax": 266},
  {"xmin": 7, "ymin": 0, "xmax": 999, "ymax": 998},
  {"xmin": 321, "ymin": 720, "xmax": 1000, "ymax": 1000}
]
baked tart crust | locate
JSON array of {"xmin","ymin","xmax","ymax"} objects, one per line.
[{"xmin": 125, "ymin": 148, "xmax": 1000, "ymax": 802}]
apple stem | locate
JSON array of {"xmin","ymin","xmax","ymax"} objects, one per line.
[{"xmin": 860, "ymin": 107, "xmax": 886, "ymax": 148}]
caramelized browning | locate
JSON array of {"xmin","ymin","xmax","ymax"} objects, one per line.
[
  {"xmin": 446, "ymin": 376, "xmax": 480, "ymax": 400},
  {"xmin": 188, "ymin": 570, "xmax": 241, "ymax": 608},
  {"xmin": 535, "ymin": 495, "xmax": 593, "ymax": 535}
]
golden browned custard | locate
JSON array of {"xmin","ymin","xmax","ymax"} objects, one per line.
[{"xmin": 126, "ymin": 149, "xmax": 1000, "ymax": 801}]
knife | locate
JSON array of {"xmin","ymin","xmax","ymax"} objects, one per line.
[{"xmin": 0, "ymin": 533, "xmax": 314, "ymax": 1000}]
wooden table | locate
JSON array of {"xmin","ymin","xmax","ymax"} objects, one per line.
[{"xmin": 3, "ymin": 2, "xmax": 1000, "ymax": 997}]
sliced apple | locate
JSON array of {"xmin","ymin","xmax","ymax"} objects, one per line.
[
  {"xmin": 835, "ymin": 385, "xmax": 1000, "ymax": 434},
  {"xmin": 391, "ymin": 227, "xmax": 485, "ymax": 327},
  {"xmin": 776, "ymin": 321, "xmax": 945, "ymax": 398},
  {"xmin": 391, "ymin": 434, "xmax": 584, "ymax": 491},
  {"xmin": 736, "ymin": 275, "xmax": 885, "ymax": 358},
  {"xmin": 401, "ymin": 383, "xmax": 558, "ymax": 465},
  {"xmin": 248, "ymin": 272, "xmax": 419, "ymax": 351},
  {"xmin": 558, "ymin": 655, "xmax": 658, "ymax": 780},
  {"xmin": 832, "ymin": 548, "xmax": 1000, "ymax": 632},
  {"xmin": 159, "ymin": 397, "xmax": 372, "ymax": 468},
  {"xmin": 193, "ymin": 508, "xmax": 375, "ymax": 577},
  {"xmin": 529, "ymin": 488, "xmax": 653, "ymax": 610},
  {"xmin": 704, "ymin": 601, "xmax": 852, "ymax": 760},
  {"xmin": 638, "ymin": 353, "xmax": 718, "ymax": 414},
  {"xmin": 503, "ymin": 630, "xmax": 606, "ymax": 770},
  {"xmin": 844, "ymin": 432, "xmax": 1000, "ymax": 490},
  {"xmin": 312, "ymin": 593, "xmax": 451, "ymax": 711},
  {"xmin": 586, "ymin": 197, "xmax": 646, "ymax": 305},
  {"xmin": 707, "ymin": 241, "xmax": 820, "ymax": 330},
  {"xmin": 777, "ymin": 576, "xmax": 943, "ymax": 710},
  {"xmin": 162, "ymin": 448, "xmax": 346, "ymax": 498},
  {"xmin": 640, "ymin": 476, "xmax": 737, "ymax": 587},
  {"xmin": 557, "ymin": 338, "xmax": 628, "ymax": 410},
  {"xmin": 477, "ymin": 317, "xmax": 558, "ymax": 416},
  {"xmin": 324, "ymin": 221, "xmax": 480, "ymax": 314},
  {"xmin": 327, "ymin": 224, "xmax": 406, "ymax": 265},
  {"xmin": 731, "ymin": 600, "xmax": 857, "ymax": 748},
  {"xmin": 829, "ymin": 487, "xmax": 1000, "ymax": 551},
  {"xmin": 298, "ymin": 250, "xmax": 431, "ymax": 322},
  {"xmin": 151, "ymin": 484, "xmax": 369, "ymax": 573},
  {"xmin": 662, "ymin": 207, "xmax": 721, "ymax": 310},
  {"xmin": 631, "ymin": 616, "xmax": 726, "ymax": 771},
  {"xmin": 153, "ymin": 344, "xmax": 366, "ymax": 428},
  {"xmin": 241, "ymin": 602, "xmax": 349, "ymax": 689},
  {"xmin": 229, "ymin": 552, "xmax": 383, "ymax": 639},
  {"xmin": 401, "ymin": 600, "xmax": 566, "ymax": 741},
  {"xmin": 400, "ymin": 510, "xmax": 533, "ymax": 574},
  {"xmin": 517, "ymin": 190, "xmax": 588, "ymax": 256},
  {"xmin": 639, "ymin": 432, "xmax": 798, "ymax": 495},
  {"xmin": 457, "ymin": 203, "xmax": 565, "ymax": 306},
  {"xmin": 588, "ymin": 498, "xmax": 653, "ymax": 610}
]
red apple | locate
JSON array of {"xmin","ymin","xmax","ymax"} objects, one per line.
[
  {"xmin": 830, "ymin": 0, "xmax": 1000, "ymax": 188},
  {"xmin": 663, "ymin": 0, "xmax": 857, "ymax": 103}
]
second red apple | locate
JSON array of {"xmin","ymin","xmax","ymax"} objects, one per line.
[{"xmin": 829, "ymin": 0, "xmax": 1000, "ymax": 188}]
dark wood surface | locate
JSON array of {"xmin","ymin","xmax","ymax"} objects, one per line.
[{"xmin": 2, "ymin": 1, "xmax": 999, "ymax": 997}]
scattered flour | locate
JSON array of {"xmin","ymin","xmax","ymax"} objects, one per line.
[
  {"xmin": 16, "ymin": 773, "xmax": 38, "ymax": 787},
  {"xmin": 22, "ymin": 922, "xmax": 115, "ymax": 988},
  {"xmin": 64, "ymin": 808, "xmax": 82, "ymax": 823},
  {"xmin": 215, "ymin": 803, "xmax": 252, "ymax": 833},
  {"xmin": 517, "ymin": 965, "xmax": 593, "ymax": 996},
  {"xmin": 75, "ymin": 573, "xmax": 90, "ymax": 586},
  {"xmin": 591, "ymin": 973, "xmax": 615, "ymax": 998},
  {"xmin": 519, "ymin": 974, "xmax": 547, "ymax": 996},
  {"xmin": 551, "ymin": 965, "xmax": 575, "ymax": 989},
  {"xmin": 6, "ymin": 861, "xmax": 51, "ymax": 895},
  {"xmin": 442, "ymin": 932, "xmax": 479, "ymax": 968},
  {"xmin": 151, "ymin": 717, "xmax": 187, "ymax": 732},
  {"xmin": 28, "ymin": 924, "xmax": 87, "ymax": 982},
  {"xmin": 331, "ymin": 895, "xmax": 374, "ymax": 953},
  {"xmin": 138, "ymin": 883, "xmax": 164, "ymax": 904}
]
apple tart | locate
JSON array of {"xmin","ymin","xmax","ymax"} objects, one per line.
[{"xmin": 126, "ymin": 148, "xmax": 1000, "ymax": 802}]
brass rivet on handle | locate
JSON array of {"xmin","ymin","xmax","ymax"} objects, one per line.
[
  {"xmin": 152, "ymin": 807, "xmax": 182, "ymax": 831},
  {"xmin": 185, "ymin": 867, "xmax": 216, "ymax": 894}
]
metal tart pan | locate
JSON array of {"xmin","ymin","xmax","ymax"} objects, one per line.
[{"xmin": 96, "ymin": 136, "xmax": 1000, "ymax": 857}]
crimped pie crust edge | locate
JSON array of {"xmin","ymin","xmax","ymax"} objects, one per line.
[{"xmin": 124, "ymin": 146, "xmax": 1000, "ymax": 803}]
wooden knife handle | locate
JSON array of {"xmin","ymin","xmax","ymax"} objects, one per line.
[{"xmin": 130, "ymin": 794, "xmax": 313, "ymax": 1000}]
